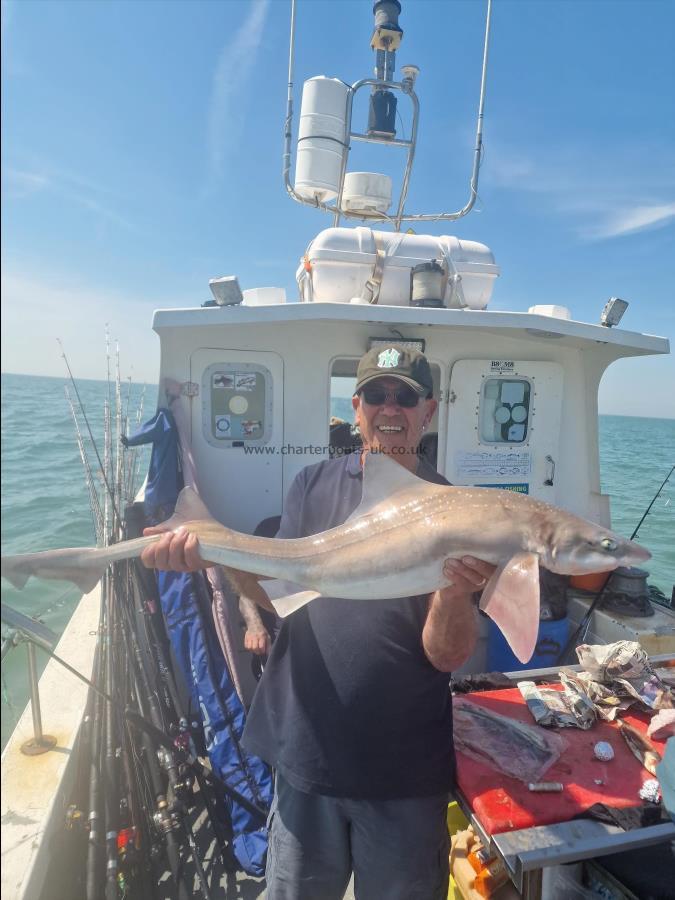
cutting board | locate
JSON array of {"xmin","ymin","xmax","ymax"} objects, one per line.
[{"xmin": 454, "ymin": 687, "xmax": 667, "ymax": 836}]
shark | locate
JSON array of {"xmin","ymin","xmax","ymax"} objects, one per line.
[{"xmin": 1, "ymin": 452, "xmax": 650, "ymax": 663}]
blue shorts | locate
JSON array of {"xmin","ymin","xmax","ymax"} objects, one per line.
[{"xmin": 265, "ymin": 773, "xmax": 450, "ymax": 900}]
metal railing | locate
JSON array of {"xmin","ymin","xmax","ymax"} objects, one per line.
[{"xmin": 1, "ymin": 603, "xmax": 58, "ymax": 754}]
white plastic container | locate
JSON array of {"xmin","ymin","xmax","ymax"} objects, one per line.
[
  {"xmin": 242, "ymin": 287, "xmax": 287, "ymax": 306},
  {"xmin": 342, "ymin": 172, "xmax": 392, "ymax": 214},
  {"xmin": 528, "ymin": 304, "xmax": 571, "ymax": 320},
  {"xmin": 294, "ymin": 76, "xmax": 349, "ymax": 203},
  {"xmin": 296, "ymin": 227, "xmax": 499, "ymax": 308}
]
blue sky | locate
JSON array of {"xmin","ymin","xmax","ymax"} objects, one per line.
[{"xmin": 2, "ymin": 0, "xmax": 674, "ymax": 416}]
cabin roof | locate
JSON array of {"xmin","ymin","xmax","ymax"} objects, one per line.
[{"xmin": 153, "ymin": 303, "xmax": 669, "ymax": 359}]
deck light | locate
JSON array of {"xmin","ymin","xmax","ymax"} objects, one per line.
[
  {"xmin": 600, "ymin": 297, "xmax": 628, "ymax": 328},
  {"xmin": 207, "ymin": 276, "xmax": 244, "ymax": 307}
]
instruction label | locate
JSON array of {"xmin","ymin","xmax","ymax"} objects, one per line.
[{"xmin": 456, "ymin": 450, "xmax": 532, "ymax": 478}]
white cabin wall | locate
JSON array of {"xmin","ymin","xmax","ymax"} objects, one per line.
[{"xmin": 155, "ymin": 317, "xmax": 624, "ymax": 532}]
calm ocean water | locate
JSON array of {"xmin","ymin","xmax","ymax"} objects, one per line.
[{"xmin": 2, "ymin": 373, "xmax": 673, "ymax": 745}]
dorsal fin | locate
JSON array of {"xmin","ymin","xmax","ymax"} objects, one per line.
[
  {"xmin": 346, "ymin": 452, "xmax": 424, "ymax": 521},
  {"xmin": 159, "ymin": 486, "xmax": 216, "ymax": 530}
]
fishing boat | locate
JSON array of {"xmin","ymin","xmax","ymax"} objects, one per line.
[{"xmin": 2, "ymin": 2, "xmax": 673, "ymax": 898}]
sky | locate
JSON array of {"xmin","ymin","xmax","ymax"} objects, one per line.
[{"xmin": 1, "ymin": 0, "xmax": 674, "ymax": 417}]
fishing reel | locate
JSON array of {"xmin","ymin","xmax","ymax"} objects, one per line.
[
  {"xmin": 170, "ymin": 767, "xmax": 196, "ymax": 808},
  {"xmin": 65, "ymin": 803, "xmax": 86, "ymax": 832},
  {"xmin": 152, "ymin": 798, "xmax": 181, "ymax": 836}
]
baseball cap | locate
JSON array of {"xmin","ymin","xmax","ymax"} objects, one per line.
[{"xmin": 354, "ymin": 344, "xmax": 433, "ymax": 397}]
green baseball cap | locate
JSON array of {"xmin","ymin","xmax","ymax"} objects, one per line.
[{"xmin": 355, "ymin": 344, "xmax": 434, "ymax": 397}]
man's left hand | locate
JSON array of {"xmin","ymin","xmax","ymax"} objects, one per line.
[{"xmin": 441, "ymin": 556, "xmax": 497, "ymax": 599}]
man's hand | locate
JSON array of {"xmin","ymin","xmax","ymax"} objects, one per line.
[
  {"xmin": 441, "ymin": 556, "xmax": 496, "ymax": 598},
  {"xmin": 140, "ymin": 527, "xmax": 207, "ymax": 572},
  {"xmin": 422, "ymin": 556, "xmax": 497, "ymax": 672},
  {"xmin": 244, "ymin": 628, "xmax": 272, "ymax": 656}
]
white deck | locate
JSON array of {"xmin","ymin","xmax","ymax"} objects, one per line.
[{"xmin": 1, "ymin": 587, "xmax": 100, "ymax": 900}]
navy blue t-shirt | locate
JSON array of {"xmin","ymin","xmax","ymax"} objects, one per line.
[{"xmin": 242, "ymin": 453, "xmax": 456, "ymax": 799}]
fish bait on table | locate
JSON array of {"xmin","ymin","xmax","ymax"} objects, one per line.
[{"xmin": 452, "ymin": 697, "xmax": 567, "ymax": 783}]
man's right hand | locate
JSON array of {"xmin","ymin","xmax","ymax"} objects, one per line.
[{"xmin": 141, "ymin": 527, "xmax": 207, "ymax": 573}]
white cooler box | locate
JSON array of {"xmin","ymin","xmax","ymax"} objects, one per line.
[{"xmin": 296, "ymin": 227, "xmax": 499, "ymax": 308}]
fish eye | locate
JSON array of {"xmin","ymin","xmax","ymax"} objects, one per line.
[{"xmin": 600, "ymin": 538, "xmax": 618, "ymax": 552}]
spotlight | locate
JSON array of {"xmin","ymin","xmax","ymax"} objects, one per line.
[
  {"xmin": 207, "ymin": 276, "xmax": 243, "ymax": 307},
  {"xmin": 600, "ymin": 297, "xmax": 628, "ymax": 328}
]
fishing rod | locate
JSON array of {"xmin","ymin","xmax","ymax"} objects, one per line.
[
  {"xmin": 125, "ymin": 385, "xmax": 147, "ymax": 505},
  {"xmin": 104, "ymin": 570, "xmax": 121, "ymax": 900},
  {"xmin": 126, "ymin": 556, "xmax": 238, "ymax": 871},
  {"xmin": 122, "ymin": 626, "xmax": 195, "ymax": 900},
  {"xmin": 114, "ymin": 342, "xmax": 124, "ymax": 528},
  {"xmin": 557, "ymin": 464, "xmax": 674, "ymax": 665},
  {"xmin": 86, "ymin": 588, "xmax": 106, "ymax": 900},
  {"xmin": 66, "ymin": 386, "xmax": 105, "ymax": 547},
  {"xmin": 630, "ymin": 464, "xmax": 673, "ymax": 541},
  {"xmin": 24, "ymin": 619, "xmax": 268, "ymax": 820},
  {"xmin": 116, "ymin": 566, "xmax": 218, "ymax": 900},
  {"xmin": 57, "ymin": 338, "xmax": 124, "ymax": 532}
]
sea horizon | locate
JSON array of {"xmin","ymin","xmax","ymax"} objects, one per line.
[{"xmin": 2, "ymin": 371, "xmax": 674, "ymax": 422}]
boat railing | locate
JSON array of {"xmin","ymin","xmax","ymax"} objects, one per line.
[{"xmin": 1, "ymin": 602, "xmax": 59, "ymax": 754}]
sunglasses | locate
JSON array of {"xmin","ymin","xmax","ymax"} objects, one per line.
[{"xmin": 360, "ymin": 386, "xmax": 422, "ymax": 408}]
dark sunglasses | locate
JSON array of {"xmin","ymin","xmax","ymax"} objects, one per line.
[{"xmin": 360, "ymin": 386, "xmax": 422, "ymax": 408}]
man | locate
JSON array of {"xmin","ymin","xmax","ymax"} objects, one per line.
[{"xmin": 142, "ymin": 344, "xmax": 495, "ymax": 900}]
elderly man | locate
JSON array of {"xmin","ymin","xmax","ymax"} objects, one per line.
[{"xmin": 142, "ymin": 344, "xmax": 495, "ymax": 900}]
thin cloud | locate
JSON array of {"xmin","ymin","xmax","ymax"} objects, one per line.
[
  {"xmin": 2, "ymin": 162, "xmax": 141, "ymax": 233},
  {"xmin": 588, "ymin": 203, "xmax": 675, "ymax": 239},
  {"xmin": 486, "ymin": 140, "xmax": 675, "ymax": 242},
  {"xmin": 206, "ymin": 0, "xmax": 270, "ymax": 184},
  {"xmin": 4, "ymin": 167, "xmax": 49, "ymax": 196}
]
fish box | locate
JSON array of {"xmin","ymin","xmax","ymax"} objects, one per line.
[{"xmin": 296, "ymin": 226, "xmax": 499, "ymax": 309}]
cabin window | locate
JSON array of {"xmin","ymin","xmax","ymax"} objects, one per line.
[
  {"xmin": 479, "ymin": 378, "xmax": 532, "ymax": 443},
  {"xmin": 330, "ymin": 375, "xmax": 357, "ymax": 424},
  {"xmin": 329, "ymin": 356, "xmax": 443, "ymax": 465},
  {"xmin": 201, "ymin": 362, "xmax": 273, "ymax": 447}
]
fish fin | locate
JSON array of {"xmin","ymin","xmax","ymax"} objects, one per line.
[
  {"xmin": 271, "ymin": 590, "xmax": 321, "ymax": 617},
  {"xmin": 70, "ymin": 565, "xmax": 107, "ymax": 594},
  {"xmin": 479, "ymin": 552, "xmax": 540, "ymax": 665},
  {"xmin": 346, "ymin": 452, "xmax": 427, "ymax": 521},
  {"xmin": 1, "ymin": 558, "xmax": 30, "ymax": 590},
  {"xmin": 1, "ymin": 551, "xmax": 105, "ymax": 594},
  {"xmin": 161, "ymin": 486, "xmax": 216, "ymax": 529}
]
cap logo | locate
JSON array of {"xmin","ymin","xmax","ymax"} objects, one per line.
[{"xmin": 377, "ymin": 348, "xmax": 401, "ymax": 369}]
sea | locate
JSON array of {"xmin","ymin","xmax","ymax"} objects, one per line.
[{"xmin": 1, "ymin": 372, "xmax": 674, "ymax": 747}]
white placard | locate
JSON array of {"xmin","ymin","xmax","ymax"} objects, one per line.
[{"xmin": 456, "ymin": 450, "xmax": 532, "ymax": 478}]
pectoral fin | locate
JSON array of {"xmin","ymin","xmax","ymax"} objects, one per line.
[
  {"xmin": 479, "ymin": 552, "xmax": 540, "ymax": 665},
  {"xmin": 271, "ymin": 590, "xmax": 321, "ymax": 618}
]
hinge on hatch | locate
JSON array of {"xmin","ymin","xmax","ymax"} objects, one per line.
[{"xmin": 181, "ymin": 382, "xmax": 199, "ymax": 397}]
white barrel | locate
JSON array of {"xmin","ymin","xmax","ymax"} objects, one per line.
[{"xmin": 294, "ymin": 76, "xmax": 348, "ymax": 203}]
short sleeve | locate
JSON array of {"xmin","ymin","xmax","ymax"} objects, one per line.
[{"xmin": 275, "ymin": 469, "xmax": 307, "ymax": 540}]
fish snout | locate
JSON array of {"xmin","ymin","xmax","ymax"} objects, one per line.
[{"xmin": 620, "ymin": 539, "xmax": 652, "ymax": 567}]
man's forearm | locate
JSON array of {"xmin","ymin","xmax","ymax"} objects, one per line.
[{"xmin": 422, "ymin": 589, "xmax": 479, "ymax": 672}]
